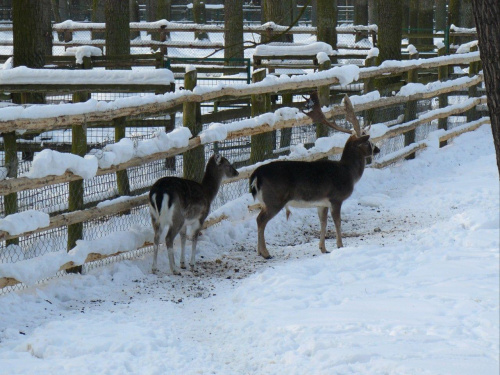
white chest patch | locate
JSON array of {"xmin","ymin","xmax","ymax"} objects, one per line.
[{"xmin": 286, "ymin": 199, "xmax": 331, "ymax": 209}]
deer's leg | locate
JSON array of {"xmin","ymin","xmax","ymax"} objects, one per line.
[
  {"xmin": 179, "ymin": 227, "xmax": 187, "ymax": 269},
  {"xmin": 165, "ymin": 221, "xmax": 183, "ymax": 275},
  {"xmin": 256, "ymin": 205, "xmax": 282, "ymax": 259},
  {"xmin": 151, "ymin": 219, "xmax": 161, "ymax": 274},
  {"xmin": 318, "ymin": 207, "xmax": 329, "ymax": 254},
  {"xmin": 331, "ymin": 201, "xmax": 344, "ymax": 248},
  {"xmin": 189, "ymin": 221, "xmax": 202, "ymax": 271}
]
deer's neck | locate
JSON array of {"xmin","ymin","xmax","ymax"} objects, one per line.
[
  {"xmin": 201, "ymin": 169, "xmax": 223, "ymax": 203},
  {"xmin": 340, "ymin": 147, "xmax": 366, "ymax": 182}
]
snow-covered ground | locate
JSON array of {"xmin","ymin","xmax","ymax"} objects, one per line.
[{"xmin": 0, "ymin": 124, "xmax": 498, "ymax": 374}]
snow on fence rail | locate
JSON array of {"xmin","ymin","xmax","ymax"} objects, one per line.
[{"xmin": 0, "ymin": 51, "xmax": 487, "ymax": 291}]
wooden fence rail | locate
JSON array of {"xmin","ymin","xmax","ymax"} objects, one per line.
[{"xmin": 0, "ymin": 51, "xmax": 488, "ymax": 291}]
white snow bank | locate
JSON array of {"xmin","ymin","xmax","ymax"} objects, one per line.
[
  {"xmin": 25, "ymin": 126, "xmax": 191, "ymax": 177},
  {"xmin": 456, "ymin": 40, "xmax": 479, "ymax": 54},
  {"xmin": 1, "ymin": 57, "xmax": 12, "ymax": 70},
  {"xmin": 200, "ymin": 106, "xmax": 304, "ymax": 144},
  {"xmin": 0, "ymin": 124, "xmax": 497, "ymax": 375},
  {"xmin": 63, "ymin": 46, "xmax": 103, "ymax": 64},
  {"xmin": 397, "ymin": 75, "xmax": 478, "ymax": 97},
  {"xmin": 254, "ymin": 42, "xmax": 336, "ymax": 56},
  {"xmin": 0, "ymin": 63, "xmax": 359, "ymax": 126},
  {"xmin": 0, "ymin": 66, "xmax": 174, "ymax": 85},
  {"xmin": 0, "ymin": 210, "xmax": 50, "ymax": 236},
  {"xmin": 22, "ymin": 149, "xmax": 98, "ymax": 179},
  {"xmin": 0, "ymin": 225, "xmax": 152, "ymax": 285}
]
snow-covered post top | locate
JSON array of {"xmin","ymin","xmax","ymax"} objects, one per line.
[
  {"xmin": 407, "ymin": 44, "xmax": 419, "ymax": 59},
  {"xmin": 63, "ymin": 46, "xmax": 103, "ymax": 65},
  {"xmin": 365, "ymin": 48, "xmax": 378, "ymax": 67}
]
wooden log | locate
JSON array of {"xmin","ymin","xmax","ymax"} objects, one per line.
[
  {"xmin": 3, "ymin": 132, "xmax": 18, "ymax": 246},
  {"xmin": 67, "ymin": 57, "xmax": 91, "ymax": 255},
  {"xmin": 250, "ymin": 69, "xmax": 273, "ymax": 164},
  {"xmin": 467, "ymin": 45, "xmax": 481, "ymax": 123},
  {"xmin": 404, "ymin": 51, "xmax": 419, "ymax": 160},
  {"xmin": 279, "ymin": 93, "xmax": 293, "ymax": 149},
  {"xmin": 183, "ymin": 68, "xmax": 205, "ymax": 183},
  {"xmin": 358, "ymin": 53, "xmax": 480, "ymax": 80},
  {"xmin": 438, "ymin": 46, "xmax": 449, "ymax": 147},
  {"xmin": 317, "ymin": 58, "xmax": 332, "ymax": 139},
  {"xmin": 371, "ymin": 117, "xmax": 489, "ymax": 169},
  {"xmin": 363, "ymin": 54, "xmax": 377, "ymax": 125}
]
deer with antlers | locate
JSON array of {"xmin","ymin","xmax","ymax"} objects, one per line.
[{"xmin": 249, "ymin": 92, "xmax": 380, "ymax": 258}]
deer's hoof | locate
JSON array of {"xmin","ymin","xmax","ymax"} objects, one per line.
[
  {"xmin": 152, "ymin": 268, "xmax": 159, "ymax": 275},
  {"xmin": 259, "ymin": 252, "xmax": 272, "ymax": 260},
  {"xmin": 180, "ymin": 263, "xmax": 187, "ymax": 270}
]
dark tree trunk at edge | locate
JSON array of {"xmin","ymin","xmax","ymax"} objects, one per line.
[{"xmin": 471, "ymin": 0, "xmax": 500, "ymax": 176}]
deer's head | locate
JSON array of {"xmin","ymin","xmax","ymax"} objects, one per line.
[{"xmin": 302, "ymin": 91, "xmax": 379, "ymax": 157}]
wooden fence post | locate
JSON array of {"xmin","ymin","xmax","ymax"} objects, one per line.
[
  {"xmin": 183, "ymin": 68, "xmax": 205, "ymax": 182},
  {"xmin": 279, "ymin": 93, "xmax": 293, "ymax": 149},
  {"xmin": 67, "ymin": 56, "xmax": 91, "ymax": 272},
  {"xmin": 3, "ymin": 132, "xmax": 18, "ymax": 246},
  {"xmin": 250, "ymin": 69, "xmax": 273, "ymax": 164},
  {"xmin": 316, "ymin": 57, "xmax": 332, "ymax": 139},
  {"xmin": 404, "ymin": 50, "xmax": 419, "ymax": 159},
  {"xmin": 467, "ymin": 44, "xmax": 480, "ymax": 123},
  {"xmin": 363, "ymin": 53, "xmax": 377, "ymax": 125},
  {"xmin": 438, "ymin": 45, "xmax": 449, "ymax": 147}
]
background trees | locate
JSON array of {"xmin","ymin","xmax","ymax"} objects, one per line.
[{"xmin": 471, "ymin": 0, "xmax": 500, "ymax": 175}]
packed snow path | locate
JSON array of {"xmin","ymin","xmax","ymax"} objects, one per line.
[{"xmin": 0, "ymin": 125, "xmax": 498, "ymax": 374}]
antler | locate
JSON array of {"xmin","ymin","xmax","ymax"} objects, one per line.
[
  {"xmin": 342, "ymin": 94, "xmax": 362, "ymax": 137},
  {"xmin": 301, "ymin": 92, "xmax": 352, "ymax": 135}
]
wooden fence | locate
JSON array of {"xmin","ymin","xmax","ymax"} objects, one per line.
[
  {"xmin": 0, "ymin": 50, "xmax": 488, "ymax": 290},
  {"xmin": 0, "ymin": 21, "xmax": 478, "ymax": 62}
]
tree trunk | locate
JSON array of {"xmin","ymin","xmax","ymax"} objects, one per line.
[
  {"xmin": 311, "ymin": 0, "xmax": 318, "ymax": 27},
  {"xmin": 147, "ymin": 0, "xmax": 157, "ymax": 21},
  {"xmin": 408, "ymin": 0, "xmax": 418, "ymax": 46},
  {"xmin": 157, "ymin": 0, "xmax": 171, "ymax": 20},
  {"xmin": 130, "ymin": 0, "xmax": 140, "ymax": 39},
  {"xmin": 354, "ymin": 0, "xmax": 369, "ymax": 42},
  {"xmin": 262, "ymin": 0, "xmax": 294, "ymax": 43},
  {"xmin": 183, "ymin": 69, "xmax": 205, "ymax": 183},
  {"xmin": 417, "ymin": 0, "xmax": 434, "ymax": 49},
  {"xmin": 376, "ymin": 0, "xmax": 402, "ymax": 64},
  {"xmin": 105, "ymin": 0, "xmax": 130, "ymax": 56},
  {"xmin": 224, "ymin": 0, "xmax": 244, "ymax": 64},
  {"xmin": 471, "ymin": 0, "xmax": 500, "ymax": 176},
  {"xmin": 193, "ymin": 0, "xmax": 209, "ymax": 40},
  {"xmin": 92, "ymin": 0, "xmax": 105, "ymax": 39},
  {"xmin": 368, "ymin": 0, "xmax": 378, "ymax": 25},
  {"xmin": 11, "ymin": 0, "xmax": 52, "ymax": 245},
  {"xmin": 13, "ymin": 0, "xmax": 50, "ymax": 69},
  {"xmin": 435, "ymin": 0, "xmax": 447, "ymax": 31},
  {"xmin": 250, "ymin": 69, "xmax": 273, "ymax": 164},
  {"xmin": 450, "ymin": 0, "xmax": 475, "ymax": 45},
  {"xmin": 316, "ymin": 0, "xmax": 337, "ymax": 48},
  {"xmin": 105, "ymin": 0, "xmax": 132, "ymax": 198},
  {"xmin": 375, "ymin": 0, "xmax": 402, "ymax": 122}
]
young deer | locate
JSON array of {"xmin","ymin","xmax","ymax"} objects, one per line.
[
  {"xmin": 250, "ymin": 93, "xmax": 380, "ymax": 258},
  {"xmin": 149, "ymin": 154, "xmax": 239, "ymax": 274}
]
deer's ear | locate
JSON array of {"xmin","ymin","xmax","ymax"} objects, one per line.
[
  {"xmin": 355, "ymin": 135, "xmax": 370, "ymax": 144},
  {"xmin": 214, "ymin": 153, "xmax": 223, "ymax": 165}
]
